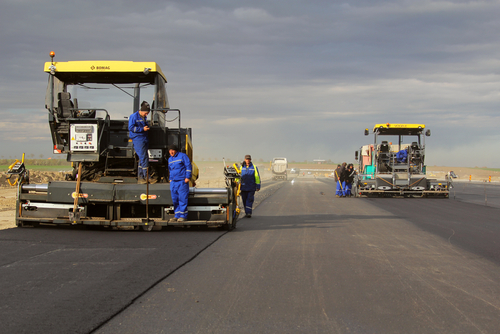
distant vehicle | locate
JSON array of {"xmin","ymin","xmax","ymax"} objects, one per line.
[
  {"xmin": 290, "ymin": 168, "xmax": 300, "ymax": 174},
  {"xmin": 271, "ymin": 157, "xmax": 288, "ymax": 180},
  {"xmin": 353, "ymin": 123, "xmax": 452, "ymax": 198},
  {"xmin": 307, "ymin": 171, "xmax": 312, "ymax": 175}
]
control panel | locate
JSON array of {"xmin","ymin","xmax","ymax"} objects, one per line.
[
  {"xmin": 148, "ymin": 149, "xmax": 162, "ymax": 159},
  {"xmin": 70, "ymin": 124, "xmax": 98, "ymax": 152}
]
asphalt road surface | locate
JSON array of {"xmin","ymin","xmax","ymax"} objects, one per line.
[
  {"xmin": 449, "ymin": 181, "xmax": 500, "ymax": 208},
  {"xmin": 1, "ymin": 176, "xmax": 500, "ymax": 333}
]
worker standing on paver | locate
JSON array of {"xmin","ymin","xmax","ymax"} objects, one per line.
[
  {"xmin": 240, "ymin": 155, "xmax": 261, "ymax": 218},
  {"xmin": 168, "ymin": 145, "xmax": 192, "ymax": 222},
  {"xmin": 128, "ymin": 101, "xmax": 151, "ymax": 183}
]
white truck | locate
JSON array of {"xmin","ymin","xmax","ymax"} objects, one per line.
[{"xmin": 271, "ymin": 157, "xmax": 288, "ymax": 180}]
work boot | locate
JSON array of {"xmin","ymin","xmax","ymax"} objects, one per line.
[
  {"xmin": 168, "ymin": 218, "xmax": 178, "ymax": 223},
  {"xmin": 177, "ymin": 218, "xmax": 186, "ymax": 222},
  {"xmin": 245, "ymin": 214, "xmax": 252, "ymax": 218},
  {"xmin": 138, "ymin": 178, "xmax": 147, "ymax": 184}
]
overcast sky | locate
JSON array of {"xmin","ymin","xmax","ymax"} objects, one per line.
[{"xmin": 1, "ymin": 0, "xmax": 499, "ymax": 167}]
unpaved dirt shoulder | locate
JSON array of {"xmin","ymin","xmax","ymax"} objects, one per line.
[
  {"xmin": 0, "ymin": 171, "xmax": 67, "ymax": 231},
  {"xmin": 0, "ymin": 187, "xmax": 17, "ymax": 230},
  {"xmin": 427, "ymin": 167, "xmax": 500, "ymax": 182}
]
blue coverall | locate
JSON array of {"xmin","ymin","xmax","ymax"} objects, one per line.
[
  {"xmin": 343, "ymin": 181, "xmax": 352, "ymax": 197},
  {"xmin": 168, "ymin": 151, "xmax": 192, "ymax": 219},
  {"xmin": 240, "ymin": 162, "xmax": 261, "ymax": 215},
  {"xmin": 128, "ymin": 111, "xmax": 149, "ymax": 179},
  {"xmin": 337, "ymin": 181, "xmax": 346, "ymax": 196},
  {"xmin": 396, "ymin": 149, "xmax": 408, "ymax": 163},
  {"xmin": 334, "ymin": 167, "xmax": 344, "ymax": 197}
]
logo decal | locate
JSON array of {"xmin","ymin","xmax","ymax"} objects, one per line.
[{"xmin": 90, "ymin": 66, "xmax": 110, "ymax": 70}]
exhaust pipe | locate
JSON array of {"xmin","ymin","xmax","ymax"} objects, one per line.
[
  {"xmin": 189, "ymin": 187, "xmax": 227, "ymax": 194},
  {"xmin": 21, "ymin": 184, "xmax": 49, "ymax": 192}
]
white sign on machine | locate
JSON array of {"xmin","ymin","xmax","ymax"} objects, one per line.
[{"xmin": 70, "ymin": 124, "xmax": 98, "ymax": 152}]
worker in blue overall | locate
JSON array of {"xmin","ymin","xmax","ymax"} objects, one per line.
[
  {"xmin": 168, "ymin": 144, "xmax": 192, "ymax": 222},
  {"xmin": 334, "ymin": 163, "xmax": 345, "ymax": 197},
  {"xmin": 128, "ymin": 101, "xmax": 151, "ymax": 183},
  {"xmin": 240, "ymin": 155, "xmax": 261, "ymax": 218}
]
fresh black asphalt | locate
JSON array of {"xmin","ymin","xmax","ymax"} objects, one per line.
[{"xmin": 1, "ymin": 177, "xmax": 499, "ymax": 333}]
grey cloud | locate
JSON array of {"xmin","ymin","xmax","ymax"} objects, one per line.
[{"xmin": 0, "ymin": 0, "xmax": 499, "ymax": 165}]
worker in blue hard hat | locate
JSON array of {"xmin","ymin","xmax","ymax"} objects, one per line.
[{"xmin": 128, "ymin": 101, "xmax": 151, "ymax": 184}]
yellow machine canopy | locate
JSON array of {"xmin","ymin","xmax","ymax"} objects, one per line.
[
  {"xmin": 373, "ymin": 123, "xmax": 426, "ymax": 136},
  {"xmin": 44, "ymin": 61, "xmax": 167, "ymax": 84}
]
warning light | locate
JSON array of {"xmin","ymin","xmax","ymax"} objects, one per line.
[
  {"xmin": 140, "ymin": 194, "xmax": 157, "ymax": 200},
  {"xmin": 49, "ymin": 51, "xmax": 57, "ymax": 73}
]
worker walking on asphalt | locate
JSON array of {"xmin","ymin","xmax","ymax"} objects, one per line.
[
  {"xmin": 240, "ymin": 155, "xmax": 261, "ymax": 218},
  {"xmin": 128, "ymin": 101, "xmax": 151, "ymax": 183},
  {"xmin": 168, "ymin": 145, "xmax": 192, "ymax": 222},
  {"xmin": 334, "ymin": 163, "xmax": 346, "ymax": 198}
]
